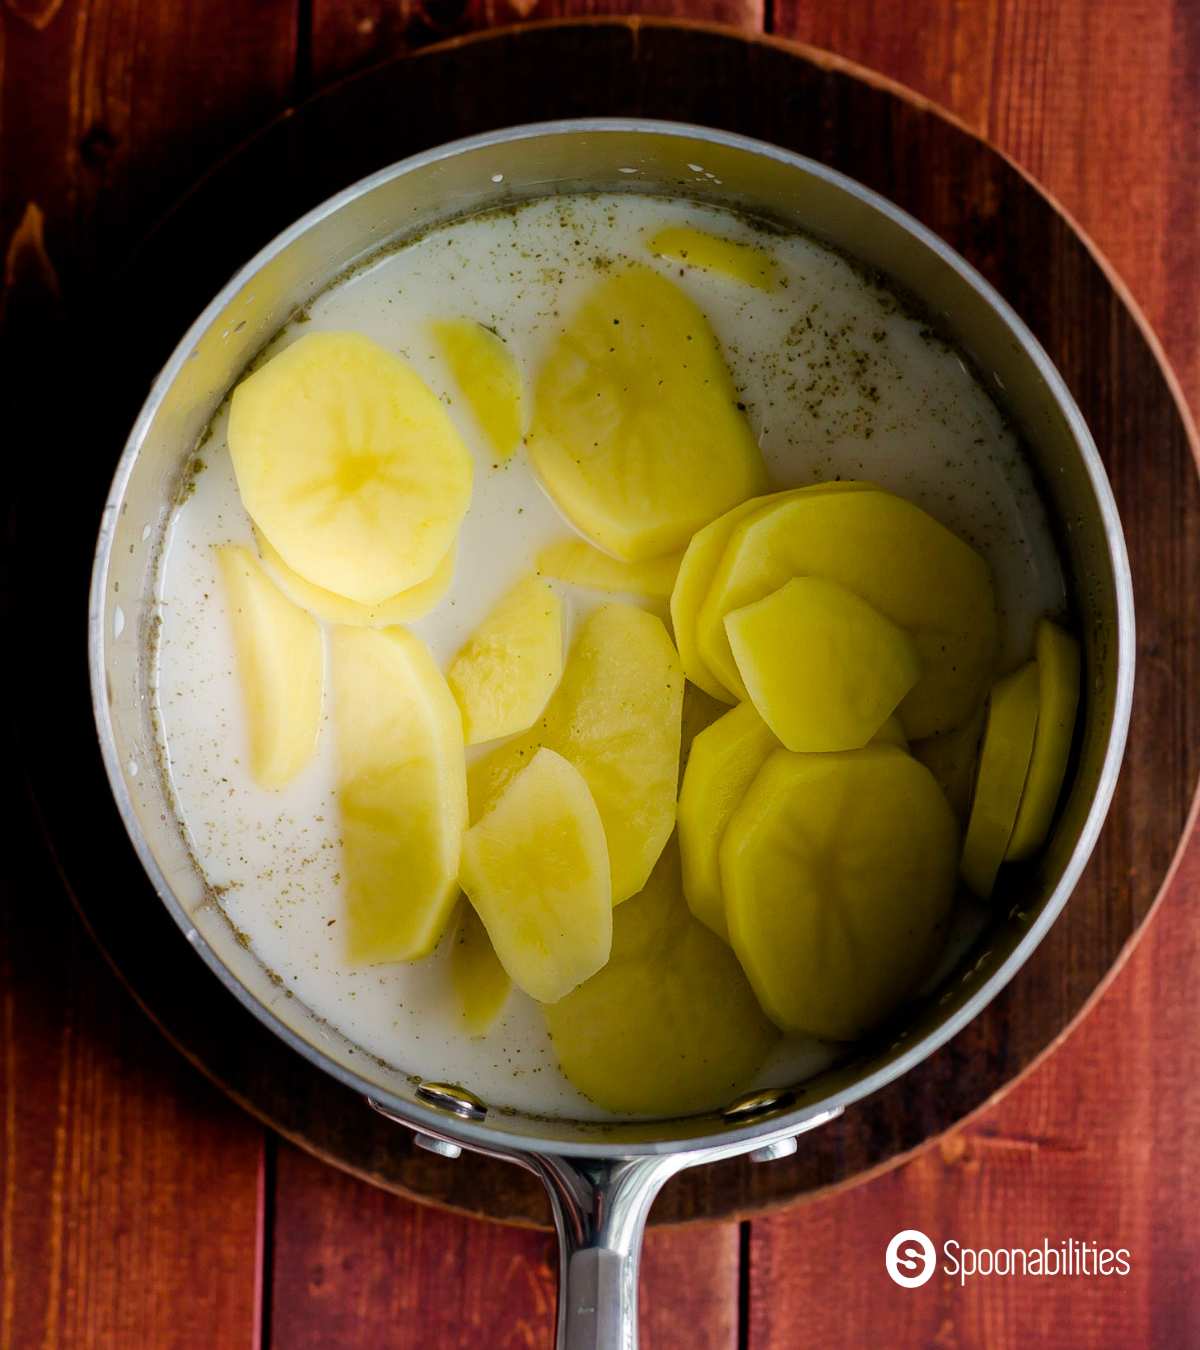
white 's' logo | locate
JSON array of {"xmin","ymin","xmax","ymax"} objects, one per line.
[{"xmin": 885, "ymin": 1229, "xmax": 937, "ymax": 1288}]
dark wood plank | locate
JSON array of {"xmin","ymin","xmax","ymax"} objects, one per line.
[
  {"xmin": 309, "ymin": 0, "xmax": 764, "ymax": 87},
  {"xmin": 746, "ymin": 834, "xmax": 1200, "ymax": 1348},
  {"xmin": 269, "ymin": 1141, "xmax": 738, "ymax": 1348}
]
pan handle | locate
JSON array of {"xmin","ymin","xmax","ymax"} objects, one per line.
[{"xmin": 527, "ymin": 1152, "xmax": 690, "ymax": 1350}]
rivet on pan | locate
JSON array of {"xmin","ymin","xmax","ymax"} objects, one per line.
[
  {"xmin": 416, "ymin": 1081, "xmax": 488, "ymax": 1121},
  {"xmin": 721, "ymin": 1087, "xmax": 796, "ymax": 1124},
  {"xmin": 413, "ymin": 1132, "xmax": 464, "ymax": 1160}
]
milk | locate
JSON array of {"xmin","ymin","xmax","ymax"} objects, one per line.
[{"xmin": 154, "ymin": 192, "xmax": 1065, "ymax": 1119}]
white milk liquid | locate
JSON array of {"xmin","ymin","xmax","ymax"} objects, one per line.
[{"xmin": 154, "ymin": 193, "xmax": 1066, "ymax": 1119}]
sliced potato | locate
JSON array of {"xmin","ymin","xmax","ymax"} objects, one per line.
[
  {"xmin": 459, "ymin": 748, "xmax": 611, "ymax": 1003},
  {"xmin": 669, "ymin": 482, "xmax": 874, "ymax": 701},
  {"xmin": 721, "ymin": 745, "xmax": 958, "ymax": 1039},
  {"xmin": 1006, "ymin": 619, "xmax": 1081, "ymax": 860},
  {"xmin": 331, "ymin": 626, "xmax": 466, "ymax": 962},
  {"xmin": 217, "ymin": 545, "xmax": 323, "ymax": 788},
  {"xmin": 527, "ymin": 265, "xmax": 767, "ymax": 561},
  {"xmin": 468, "ymin": 604, "xmax": 683, "ymax": 903},
  {"xmin": 255, "ymin": 527, "xmax": 454, "ymax": 627},
  {"xmin": 446, "ymin": 575, "xmax": 563, "ymax": 745},
  {"xmin": 725, "ymin": 575, "xmax": 922, "ymax": 752},
  {"xmin": 229, "ymin": 331, "xmax": 472, "ymax": 604},
  {"xmin": 648, "ymin": 225, "xmax": 780, "ymax": 291},
  {"xmin": 912, "ymin": 706, "xmax": 985, "ymax": 823},
  {"xmin": 536, "ymin": 537, "xmax": 682, "ymax": 598},
  {"xmin": 542, "ymin": 839, "xmax": 776, "ymax": 1116},
  {"xmin": 431, "ymin": 318, "xmax": 523, "ymax": 459},
  {"xmin": 449, "ymin": 901, "xmax": 512, "ymax": 1036},
  {"xmin": 960, "ymin": 662, "xmax": 1040, "ymax": 897},
  {"xmin": 678, "ymin": 702, "xmax": 777, "ymax": 941},
  {"xmin": 697, "ymin": 487, "xmax": 997, "ymax": 737}
]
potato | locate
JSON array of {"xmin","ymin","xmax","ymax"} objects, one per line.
[
  {"xmin": 331, "ymin": 626, "xmax": 467, "ymax": 962},
  {"xmin": 527, "ymin": 264, "xmax": 767, "ymax": 562},
  {"xmin": 468, "ymin": 604, "xmax": 683, "ymax": 903},
  {"xmin": 449, "ymin": 901, "xmax": 512, "ymax": 1036},
  {"xmin": 430, "ymin": 318, "xmax": 523, "ymax": 459},
  {"xmin": 542, "ymin": 839, "xmax": 777, "ymax": 1116},
  {"xmin": 696, "ymin": 488, "xmax": 998, "ymax": 737},
  {"xmin": 217, "ymin": 545, "xmax": 323, "ymax": 788},
  {"xmin": 446, "ymin": 575, "xmax": 563, "ymax": 745},
  {"xmin": 725, "ymin": 575, "xmax": 922, "ymax": 752},
  {"xmin": 255, "ymin": 527, "xmax": 454, "ymax": 627},
  {"xmin": 721, "ymin": 745, "xmax": 958, "ymax": 1039},
  {"xmin": 536, "ymin": 537, "xmax": 682, "ymax": 599},
  {"xmin": 647, "ymin": 225, "xmax": 780, "ymax": 291},
  {"xmin": 229, "ymin": 331, "xmax": 472, "ymax": 604},
  {"xmin": 669, "ymin": 483, "xmax": 873, "ymax": 702},
  {"xmin": 912, "ymin": 706, "xmax": 986, "ymax": 823},
  {"xmin": 1005, "ymin": 620, "xmax": 1081, "ymax": 860},
  {"xmin": 960, "ymin": 662, "xmax": 1040, "ymax": 897},
  {"xmin": 677, "ymin": 701, "xmax": 777, "ymax": 940},
  {"xmin": 459, "ymin": 748, "xmax": 612, "ymax": 1003},
  {"xmin": 872, "ymin": 715, "xmax": 908, "ymax": 748}
]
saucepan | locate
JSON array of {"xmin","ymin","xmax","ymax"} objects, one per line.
[{"xmin": 89, "ymin": 120, "xmax": 1134, "ymax": 1348}]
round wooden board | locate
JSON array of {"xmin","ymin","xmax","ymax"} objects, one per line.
[{"xmin": 20, "ymin": 19, "xmax": 1200, "ymax": 1229}]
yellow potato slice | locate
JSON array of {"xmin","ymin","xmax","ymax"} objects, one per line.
[
  {"xmin": 721, "ymin": 745, "xmax": 959, "ymax": 1039},
  {"xmin": 229, "ymin": 331, "xmax": 473, "ymax": 605},
  {"xmin": 331, "ymin": 626, "xmax": 467, "ymax": 962},
  {"xmin": 678, "ymin": 702, "xmax": 777, "ymax": 941},
  {"xmin": 960, "ymin": 662, "xmax": 1040, "ymax": 897},
  {"xmin": 431, "ymin": 318, "xmax": 523, "ymax": 460},
  {"xmin": 527, "ymin": 265, "xmax": 767, "ymax": 561},
  {"xmin": 255, "ymin": 527, "xmax": 455, "ymax": 627},
  {"xmin": 697, "ymin": 488, "xmax": 997, "ymax": 736},
  {"xmin": 216, "ymin": 545, "xmax": 323, "ymax": 789},
  {"xmin": 669, "ymin": 482, "xmax": 874, "ymax": 701},
  {"xmin": 460, "ymin": 748, "xmax": 612, "ymax": 1003},
  {"xmin": 542, "ymin": 839, "xmax": 777, "ymax": 1116},
  {"xmin": 912, "ymin": 705, "xmax": 985, "ymax": 823},
  {"xmin": 725, "ymin": 575, "xmax": 922, "ymax": 752},
  {"xmin": 536, "ymin": 537, "xmax": 682, "ymax": 599},
  {"xmin": 1006, "ymin": 619, "xmax": 1081, "ymax": 861},
  {"xmin": 647, "ymin": 225, "xmax": 780, "ymax": 291},
  {"xmin": 468, "ymin": 603, "xmax": 683, "ymax": 903},
  {"xmin": 446, "ymin": 575, "xmax": 563, "ymax": 746},
  {"xmin": 449, "ymin": 901, "xmax": 512, "ymax": 1036}
]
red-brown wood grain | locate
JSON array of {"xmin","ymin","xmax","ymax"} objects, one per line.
[{"xmin": 1, "ymin": 2, "xmax": 1198, "ymax": 1348}]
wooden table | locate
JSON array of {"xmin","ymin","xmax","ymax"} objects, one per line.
[{"xmin": 2, "ymin": 2, "xmax": 1198, "ymax": 1346}]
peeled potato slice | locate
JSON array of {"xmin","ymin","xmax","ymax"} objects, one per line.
[
  {"xmin": 725, "ymin": 576, "xmax": 922, "ymax": 752},
  {"xmin": 255, "ymin": 527, "xmax": 454, "ymax": 627},
  {"xmin": 431, "ymin": 318, "xmax": 523, "ymax": 459},
  {"xmin": 721, "ymin": 745, "xmax": 959, "ymax": 1039},
  {"xmin": 449, "ymin": 902, "xmax": 512, "ymax": 1036},
  {"xmin": 542, "ymin": 839, "xmax": 776, "ymax": 1116},
  {"xmin": 536, "ymin": 537, "xmax": 682, "ymax": 599},
  {"xmin": 1006, "ymin": 620, "xmax": 1081, "ymax": 861},
  {"xmin": 468, "ymin": 604, "xmax": 683, "ymax": 903},
  {"xmin": 960, "ymin": 662, "xmax": 1040, "ymax": 897},
  {"xmin": 647, "ymin": 225, "xmax": 780, "ymax": 291},
  {"xmin": 217, "ymin": 545, "xmax": 323, "ymax": 788},
  {"xmin": 446, "ymin": 575, "xmax": 563, "ymax": 745},
  {"xmin": 697, "ymin": 488, "xmax": 997, "ymax": 737},
  {"xmin": 678, "ymin": 702, "xmax": 777, "ymax": 940},
  {"xmin": 229, "ymin": 331, "xmax": 473, "ymax": 605},
  {"xmin": 912, "ymin": 706, "xmax": 985, "ymax": 824},
  {"xmin": 460, "ymin": 748, "xmax": 612, "ymax": 1003},
  {"xmin": 331, "ymin": 626, "xmax": 467, "ymax": 962},
  {"xmin": 527, "ymin": 264, "xmax": 767, "ymax": 561},
  {"xmin": 670, "ymin": 482, "xmax": 874, "ymax": 701}
]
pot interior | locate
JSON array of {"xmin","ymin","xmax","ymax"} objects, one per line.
[{"xmin": 91, "ymin": 121, "xmax": 1131, "ymax": 1154}]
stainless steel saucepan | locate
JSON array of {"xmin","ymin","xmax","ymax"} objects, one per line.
[{"xmin": 89, "ymin": 120, "xmax": 1134, "ymax": 1349}]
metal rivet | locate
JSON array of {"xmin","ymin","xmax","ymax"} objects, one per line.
[
  {"xmin": 413, "ymin": 1132, "xmax": 463, "ymax": 1160},
  {"xmin": 416, "ymin": 1081, "xmax": 488, "ymax": 1121},
  {"xmin": 749, "ymin": 1137, "xmax": 798, "ymax": 1164},
  {"xmin": 721, "ymin": 1087, "xmax": 797, "ymax": 1124}
]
